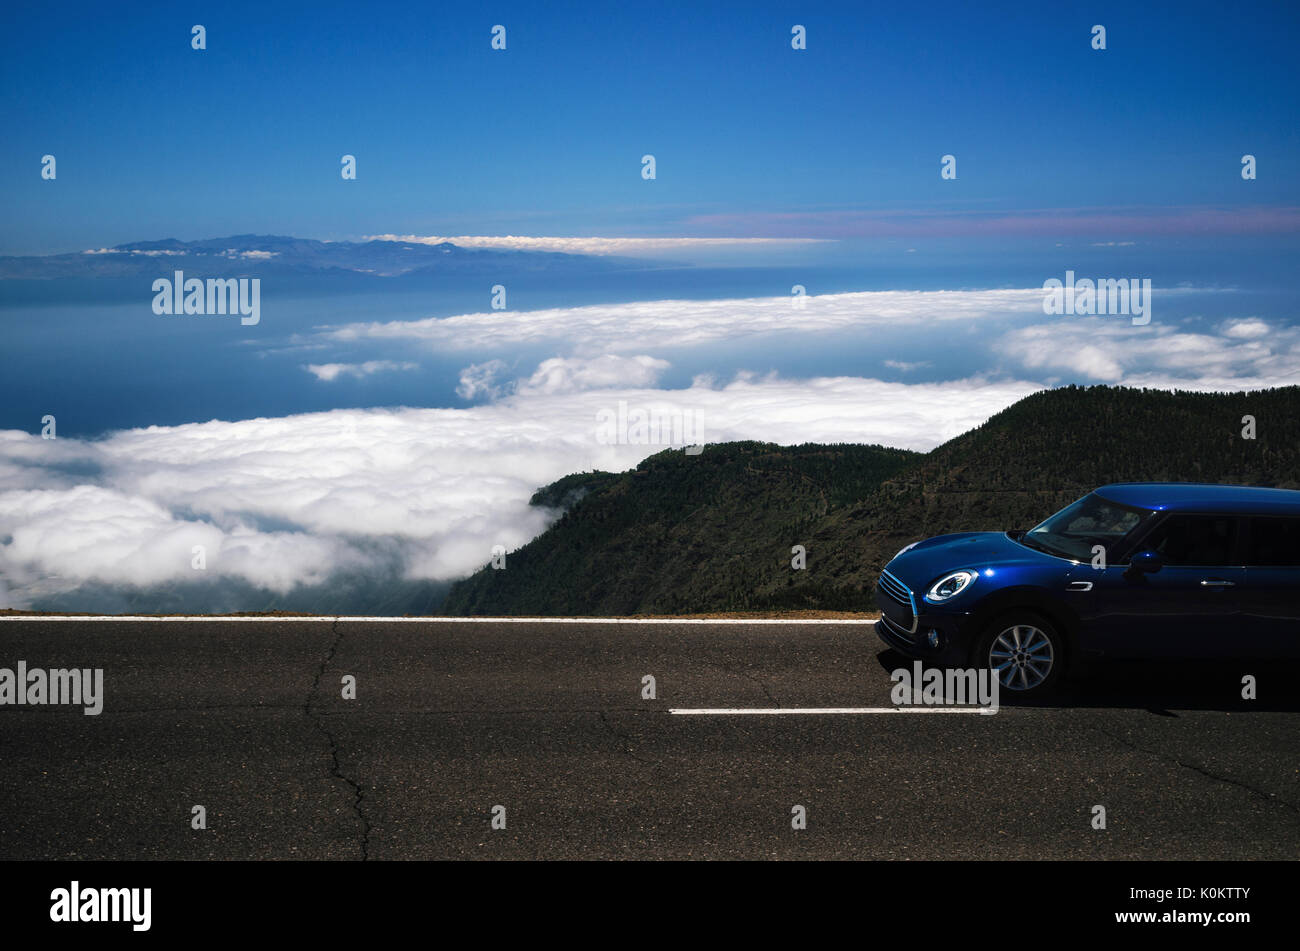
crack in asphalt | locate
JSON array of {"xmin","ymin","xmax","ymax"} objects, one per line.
[
  {"xmin": 1085, "ymin": 720, "xmax": 1300, "ymax": 819},
  {"xmin": 699, "ymin": 659, "xmax": 781, "ymax": 708},
  {"xmin": 305, "ymin": 617, "xmax": 372, "ymax": 860},
  {"xmin": 598, "ymin": 710, "xmax": 656, "ymax": 766},
  {"xmin": 742, "ymin": 670, "xmax": 781, "ymax": 708}
]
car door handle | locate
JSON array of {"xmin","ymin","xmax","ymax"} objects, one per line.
[{"xmin": 1200, "ymin": 579, "xmax": 1235, "ymax": 587}]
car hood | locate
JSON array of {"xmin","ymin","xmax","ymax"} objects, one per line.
[{"xmin": 885, "ymin": 531, "xmax": 1070, "ymax": 590}]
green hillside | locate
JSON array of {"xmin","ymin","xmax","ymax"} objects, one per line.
[
  {"xmin": 443, "ymin": 442, "xmax": 919, "ymax": 614},
  {"xmin": 443, "ymin": 385, "xmax": 1300, "ymax": 615}
]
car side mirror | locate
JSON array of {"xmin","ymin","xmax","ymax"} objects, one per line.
[{"xmin": 1126, "ymin": 549, "xmax": 1163, "ymax": 578}]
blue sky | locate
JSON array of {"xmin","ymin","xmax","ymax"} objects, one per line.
[{"xmin": 4, "ymin": 0, "xmax": 1298, "ymax": 253}]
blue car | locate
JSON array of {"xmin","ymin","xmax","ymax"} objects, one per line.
[{"xmin": 875, "ymin": 483, "xmax": 1300, "ymax": 697}]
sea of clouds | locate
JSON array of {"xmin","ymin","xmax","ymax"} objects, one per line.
[
  {"xmin": 2, "ymin": 288, "xmax": 1296, "ymax": 610},
  {"xmin": 0, "ymin": 375, "xmax": 1041, "ymax": 608}
]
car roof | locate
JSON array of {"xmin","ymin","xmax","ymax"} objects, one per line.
[{"xmin": 1094, "ymin": 482, "xmax": 1300, "ymax": 515}]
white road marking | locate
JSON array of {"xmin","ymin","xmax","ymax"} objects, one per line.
[
  {"xmin": 670, "ymin": 707, "xmax": 995, "ymax": 715},
  {"xmin": 0, "ymin": 615, "xmax": 877, "ymax": 624}
]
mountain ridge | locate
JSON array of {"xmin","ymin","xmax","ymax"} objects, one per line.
[{"xmin": 0, "ymin": 234, "xmax": 642, "ymax": 280}]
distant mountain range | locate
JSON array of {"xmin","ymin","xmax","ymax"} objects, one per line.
[
  {"xmin": 444, "ymin": 385, "xmax": 1300, "ymax": 615},
  {"xmin": 0, "ymin": 234, "xmax": 641, "ymax": 281}
]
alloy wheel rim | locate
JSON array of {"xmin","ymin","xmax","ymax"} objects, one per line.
[{"xmin": 989, "ymin": 624, "xmax": 1054, "ymax": 691}]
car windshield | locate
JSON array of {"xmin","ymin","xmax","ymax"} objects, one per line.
[{"xmin": 1020, "ymin": 493, "xmax": 1150, "ymax": 561}]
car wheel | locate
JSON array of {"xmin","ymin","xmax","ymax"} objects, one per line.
[{"xmin": 973, "ymin": 612, "xmax": 1065, "ymax": 699}]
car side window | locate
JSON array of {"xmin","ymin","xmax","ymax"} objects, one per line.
[
  {"xmin": 1142, "ymin": 514, "xmax": 1235, "ymax": 567},
  {"xmin": 1243, "ymin": 516, "xmax": 1300, "ymax": 567}
]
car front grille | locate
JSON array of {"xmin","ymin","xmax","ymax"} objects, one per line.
[
  {"xmin": 878, "ymin": 569, "xmax": 911, "ymax": 604},
  {"xmin": 876, "ymin": 569, "xmax": 918, "ymax": 636}
]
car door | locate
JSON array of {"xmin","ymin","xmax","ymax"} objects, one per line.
[
  {"xmin": 1083, "ymin": 513, "xmax": 1244, "ymax": 658},
  {"xmin": 1235, "ymin": 516, "xmax": 1300, "ymax": 658}
]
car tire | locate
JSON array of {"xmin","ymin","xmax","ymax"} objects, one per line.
[{"xmin": 972, "ymin": 611, "xmax": 1066, "ymax": 699}]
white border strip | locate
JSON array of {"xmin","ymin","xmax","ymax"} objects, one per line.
[
  {"xmin": 0, "ymin": 615, "xmax": 877, "ymax": 625},
  {"xmin": 670, "ymin": 707, "xmax": 993, "ymax": 715}
]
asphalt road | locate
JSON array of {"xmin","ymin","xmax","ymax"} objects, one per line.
[{"xmin": 0, "ymin": 617, "xmax": 1296, "ymax": 860}]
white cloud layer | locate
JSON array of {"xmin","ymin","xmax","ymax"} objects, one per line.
[
  {"xmin": 0, "ymin": 375, "xmax": 1041, "ymax": 607},
  {"xmin": 996, "ymin": 318, "xmax": 1300, "ymax": 387},
  {"xmin": 321, "ymin": 288, "xmax": 1051, "ymax": 355},
  {"xmin": 366, "ymin": 234, "xmax": 829, "ymax": 255}
]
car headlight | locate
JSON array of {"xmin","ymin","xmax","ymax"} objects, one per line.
[
  {"xmin": 925, "ymin": 570, "xmax": 976, "ymax": 602},
  {"xmin": 894, "ymin": 541, "xmax": 919, "ymax": 560}
]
